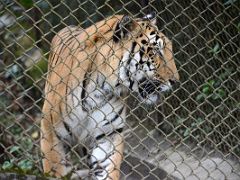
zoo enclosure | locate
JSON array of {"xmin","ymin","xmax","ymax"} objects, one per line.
[{"xmin": 0, "ymin": 0, "xmax": 239, "ymax": 179}]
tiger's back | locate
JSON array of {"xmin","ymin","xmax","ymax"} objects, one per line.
[{"xmin": 41, "ymin": 14, "xmax": 179, "ymax": 179}]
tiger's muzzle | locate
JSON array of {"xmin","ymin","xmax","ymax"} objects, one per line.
[{"xmin": 138, "ymin": 78, "xmax": 174, "ymax": 100}]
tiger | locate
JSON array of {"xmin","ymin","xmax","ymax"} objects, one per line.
[{"xmin": 41, "ymin": 13, "xmax": 179, "ymax": 180}]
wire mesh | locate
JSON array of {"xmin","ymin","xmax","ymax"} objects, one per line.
[{"xmin": 0, "ymin": 0, "xmax": 239, "ymax": 179}]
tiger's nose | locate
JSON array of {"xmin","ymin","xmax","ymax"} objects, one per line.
[{"xmin": 169, "ymin": 79, "xmax": 180, "ymax": 86}]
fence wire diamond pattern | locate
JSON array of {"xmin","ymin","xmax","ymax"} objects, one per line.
[{"xmin": 0, "ymin": 0, "xmax": 239, "ymax": 179}]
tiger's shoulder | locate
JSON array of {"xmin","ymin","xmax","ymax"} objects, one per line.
[
  {"xmin": 50, "ymin": 15, "xmax": 124, "ymax": 57},
  {"xmin": 45, "ymin": 15, "xmax": 124, "ymax": 96}
]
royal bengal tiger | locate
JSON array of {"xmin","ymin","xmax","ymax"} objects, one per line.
[{"xmin": 41, "ymin": 13, "xmax": 179, "ymax": 179}]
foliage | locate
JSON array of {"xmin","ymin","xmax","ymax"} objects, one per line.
[
  {"xmin": 26, "ymin": 59, "xmax": 48, "ymax": 86},
  {"xmin": 19, "ymin": 0, "xmax": 34, "ymax": 9},
  {"xmin": 208, "ymin": 43, "xmax": 221, "ymax": 55},
  {"xmin": 0, "ymin": 114, "xmax": 40, "ymax": 174},
  {"xmin": 223, "ymin": 0, "xmax": 238, "ymax": 5},
  {"xmin": 195, "ymin": 69, "xmax": 231, "ymax": 102}
]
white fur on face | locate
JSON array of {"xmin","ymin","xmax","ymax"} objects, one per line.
[
  {"xmin": 119, "ymin": 51, "xmax": 130, "ymax": 86},
  {"xmin": 144, "ymin": 94, "xmax": 159, "ymax": 105},
  {"xmin": 159, "ymin": 81, "xmax": 172, "ymax": 92},
  {"xmin": 118, "ymin": 30, "xmax": 172, "ymax": 104},
  {"xmin": 139, "ymin": 81, "xmax": 172, "ymax": 105}
]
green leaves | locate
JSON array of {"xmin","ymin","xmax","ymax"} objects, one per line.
[
  {"xmin": 17, "ymin": 159, "xmax": 33, "ymax": 172},
  {"xmin": 196, "ymin": 70, "xmax": 231, "ymax": 102},
  {"xmin": 176, "ymin": 117, "xmax": 205, "ymax": 138},
  {"xmin": 1, "ymin": 137, "xmax": 35, "ymax": 173},
  {"xmin": 19, "ymin": 0, "xmax": 34, "ymax": 9},
  {"xmin": 183, "ymin": 128, "xmax": 190, "ymax": 137},
  {"xmin": 196, "ymin": 93, "xmax": 207, "ymax": 102},
  {"xmin": 9, "ymin": 146, "xmax": 21, "ymax": 154},
  {"xmin": 212, "ymin": 89, "xmax": 226, "ymax": 100},
  {"xmin": 224, "ymin": 0, "xmax": 238, "ymax": 5},
  {"xmin": 202, "ymin": 86, "xmax": 210, "ymax": 94},
  {"xmin": 2, "ymin": 160, "xmax": 14, "ymax": 170},
  {"xmin": 1, "ymin": 159, "xmax": 33, "ymax": 172},
  {"xmin": 209, "ymin": 43, "xmax": 221, "ymax": 55},
  {"xmin": 26, "ymin": 59, "xmax": 48, "ymax": 86}
]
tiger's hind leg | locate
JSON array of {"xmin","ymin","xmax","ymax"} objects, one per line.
[{"xmin": 90, "ymin": 132, "xmax": 124, "ymax": 180}]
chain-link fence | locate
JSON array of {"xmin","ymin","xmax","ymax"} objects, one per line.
[{"xmin": 0, "ymin": 0, "xmax": 239, "ymax": 179}]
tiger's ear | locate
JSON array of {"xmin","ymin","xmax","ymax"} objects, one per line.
[
  {"xmin": 143, "ymin": 12, "xmax": 157, "ymax": 25},
  {"xmin": 113, "ymin": 15, "xmax": 136, "ymax": 42}
]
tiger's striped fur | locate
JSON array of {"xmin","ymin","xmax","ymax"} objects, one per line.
[{"xmin": 41, "ymin": 14, "xmax": 179, "ymax": 179}]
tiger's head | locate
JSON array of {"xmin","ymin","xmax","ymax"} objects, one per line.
[{"xmin": 111, "ymin": 13, "xmax": 179, "ymax": 104}]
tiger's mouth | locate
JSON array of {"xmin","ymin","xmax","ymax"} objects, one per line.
[{"xmin": 138, "ymin": 79, "xmax": 172, "ymax": 102}]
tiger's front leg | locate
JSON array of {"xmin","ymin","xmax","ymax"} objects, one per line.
[
  {"xmin": 41, "ymin": 116, "xmax": 72, "ymax": 178},
  {"xmin": 90, "ymin": 132, "xmax": 124, "ymax": 180}
]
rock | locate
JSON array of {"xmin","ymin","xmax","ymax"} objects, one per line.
[
  {"xmin": 0, "ymin": 13, "xmax": 15, "ymax": 29},
  {"xmin": 23, "ymin": 48, "xmax": 43, "ymax": 68}
]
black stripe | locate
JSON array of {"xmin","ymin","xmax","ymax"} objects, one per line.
[
  {"xmin": 163, "ymin": 38, "xmax": 166, "ymax": 47},
  {"xmin": 96, "ymin": 133, "xmax": 105, "ymax": 140},
  {"xmin": 55, "ymin": 133, "xmax": 62, "ymax": 141},
  {"xmin": 81, "ymin": 77, "xmax": 87, "ymax": 100},
  {"xmin": 64, "ymin": 56, "xmax": 74, "ymax": 114},
  {"xmin": 113, "ymin": 22, "xmax": 121, "ymax": 42},
  {"xmin": 129, "ymin": 79, "xmax": 134, "ymax": 90},
  {"xmin": 51, "ymin": 35, "xmax": 72, "ymax": 66},
  {"xmin": 97, "ymin": 73, "xmax": 110, "ymax": 91},
  {"xmin": 59, "ymin": 104, "xmax": 64, "ymax": 118},
  {"xmin": 82, "ymin": 146, "xmax": 88, "ymax": 156},
  {"xmin": 103, "ymin": 106, "xmax": 124, "ymax": 126},
  {"xmin": 96, "ymin": 128, "xmax": 124, "ymax": 140},
  {"xmin": 116, "ymin": 128, "xmax": 123, "ymax": 133},
  {"xmin": 50, "ymin": 113, "xmax": 53, "ymax": 124},
  {"xmin": 81, "ymin": 59, "xmax": 94, "ymax": 104},
  {"xmin": 127, "ymin": 41, "xmax": 137, "ymax": 65},
  {"xmin": 105, "ymin": 28, "xmax": 113, "ymax": 35},
  {"xmin": 54, "ymin": 131, "xmax": 71, "ymax": 152},
  {"xmin": 150, "ymin": 31, "xmax": 155, "ymax": 35},
  {"xmin": 141, "ymin": 40, "xmax": 147, "ymax": 44},
  {"xmin": 94, "ymin": 171, "xmax": 104, "ymax": 177},
  {"xmin": 125, "ymin": 42, "xmax": 137, "ymax": 90},
  {"xmin": 147, "ymin": 61, "xmax": 151, "ymax": 67},
  {"xmin": 96, "ymin": 74, "xmax": 100, "ymax": 86},
  {"xmin": 50, "ymin": 29, "xmax": 71, "ymax": 64},
  {"xmin": 117, "ymin": 55, "xmax": 123, "ymax": 85},
  {"xmin": 147, "ymin": 47, "xmax": 153, "ymax": 53},
  {"xmin": 81, "ymin": 66, "xmax": 93, "ymax": 112},
  {"xmin": 81, "ymin": 72, "xmax": 88, "ymax": 101},
  {"xmin": 65, "ymin": 82, "xmax": 69, "ymax": 114},
  {"xmin": 139, "ymin": 47, "xmax": 145, "ymax": 64},
  {"xmin": 90, "ymin": 151, "xmax": 114, "ymax": 169},
  {"xmin": 158, "ymin": 51, "xmax": 163, "ymax": 58},
  {"xmin": 94, "ymin": 94, "xmax": 114, "ymax": 111},
  {"xmin": 53, "ymin": 31, "xmax": 82, "ymax": 66},
  {"xmin": 63, "ymin": 121, "xmax": 72, "ymax": 136}
]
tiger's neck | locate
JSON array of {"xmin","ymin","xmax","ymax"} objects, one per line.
[
  {"xmin": 79, "ymin": 69, "xmax": 128, "ymax": 108},
  {"xmin": 68, "ymin": 72, "xmax": 126, "ymax": 140}
]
